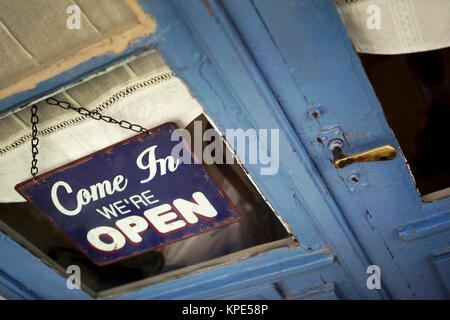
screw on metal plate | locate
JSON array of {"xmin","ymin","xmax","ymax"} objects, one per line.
[
  {"xmin": 344, "ymin": 171, "xmax": 370, "ymax": 193},
  {"xmin": 307, "ymin": 106, "xmax": 323, "ymax": 120}
]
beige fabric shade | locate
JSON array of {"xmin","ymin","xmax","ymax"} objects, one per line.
[{"xmin": 0, "ymin": 0, "xmax": 155, "ymax": 101}]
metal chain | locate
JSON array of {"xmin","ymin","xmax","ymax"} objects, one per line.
[
  {"xmin": 45, "ymin": 97, "xmax": 148, "ymax": 133},
  {"xmin": 29, "ymin": 98, "xmax": 148, "ymax": 180},
  {"xmin": 30, "ymin": 105, "xmax": 39, "ymax": 180}
]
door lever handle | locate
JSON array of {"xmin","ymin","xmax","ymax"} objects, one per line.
[{"xmin": 328, "ymin": 139, "xmax": 397, "ymax": 169}]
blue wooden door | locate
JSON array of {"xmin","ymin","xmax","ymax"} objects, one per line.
[
  {"xmin": 0, "ymin": 0, "xmax": 448, "ymax": 300},
  {"xmin": 222, "ymin": 0, "xmax": 449, "ymax": 299}
]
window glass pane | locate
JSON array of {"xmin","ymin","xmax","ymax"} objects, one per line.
[
  {"xmin": 0, "ymin": 50, "xmax": 294, "ymax": 297},
  {"xmin": 359, "ymin": 48, "xmax": 450, "ymax": 201}
]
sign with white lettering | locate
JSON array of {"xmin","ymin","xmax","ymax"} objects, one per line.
[{"xmin": 15, "ymin": 123, "xmax": 241, "ymax": 266}]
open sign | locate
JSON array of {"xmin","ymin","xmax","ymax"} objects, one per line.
[{"xmin": 15, "ymin": 123, "xmax": 241, "ymax": 266}]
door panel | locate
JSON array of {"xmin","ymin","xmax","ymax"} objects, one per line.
[
  {"xmin": 170, "ymin": 0, "xmax": 388, "ymax": 299},
  {"xmin": 221, "ymin": 0, "xmax": 449, "ymax": 299}
]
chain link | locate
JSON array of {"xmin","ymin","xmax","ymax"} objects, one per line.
[
  {"xmin": 45, "ymin": 97, "xmax": 148, "ymax": 133},
  {"xmin": 30, "ymin": 105, "xmax": 39, "ymax": 180},
  {"xmin": 29, "ymin": 98, "xmax": 148, "ymax": 180}
]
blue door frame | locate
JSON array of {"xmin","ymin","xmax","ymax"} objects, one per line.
[{"xmin": 0, "ymin": 0, "xmax": 448, "ymax": 300}]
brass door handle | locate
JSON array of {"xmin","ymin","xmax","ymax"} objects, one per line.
[{"xmin": 328, "ymin": 139, "xmax": 397, "ymax": 169}]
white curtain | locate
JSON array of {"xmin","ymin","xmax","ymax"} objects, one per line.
[{"xmin": 335, "ymin": 0, "xmax": 450, "ymax": 54}]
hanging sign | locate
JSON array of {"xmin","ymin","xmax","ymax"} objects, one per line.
[{"xmin": 15, "ymin": 122, "xmax": 241, "ymax": 266}]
